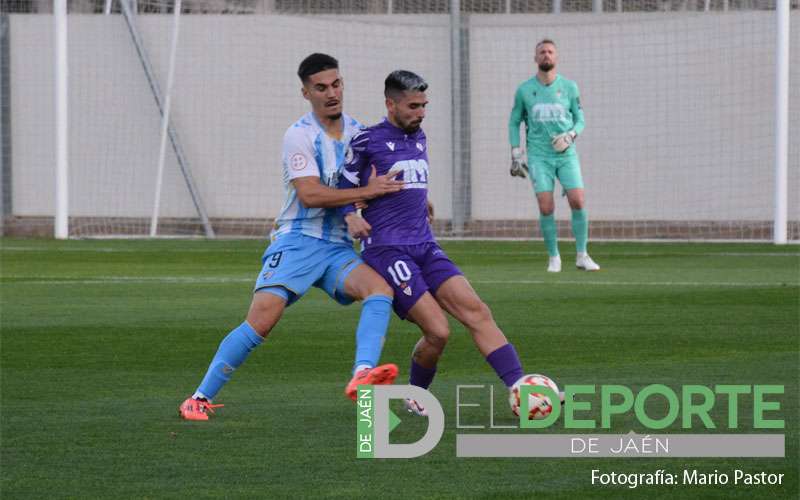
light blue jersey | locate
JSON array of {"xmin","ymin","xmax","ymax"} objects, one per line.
[{"xmin": 271, "ymin": 112, "xmax": 363, "ymax": 243}]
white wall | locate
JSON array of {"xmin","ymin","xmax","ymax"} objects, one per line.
[
  {"xmin": 10, "ymin": 14, "xmax": 453, "ymax": 220},
  {"xmin": 8, "ymin": 12, "xmax": 799, "ymax": 228},
  {"xmin": 471, "ymin": 12, "xmax": 800, "ymax": 221}
]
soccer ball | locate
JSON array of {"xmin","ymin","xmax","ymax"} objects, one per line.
[{"xmin": 508, "ymin": 374, "xmax": 559, "ymax": 420}]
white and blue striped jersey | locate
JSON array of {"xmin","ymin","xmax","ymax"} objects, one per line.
[{"xmin": 270, "ymin": 112, "xmax": 363, "ymax": 243}]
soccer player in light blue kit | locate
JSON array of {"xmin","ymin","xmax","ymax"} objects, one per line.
[
  {"xmin": 179, "ymin": 54, "xmax": 404, "ymax": 420},
  {"xmin": 509, "ymin": 39, "xmax": 600, "ymax": 273},
  {"xmin": 339, "ymin": 71, "xmax": 529, "ymax": 416}
]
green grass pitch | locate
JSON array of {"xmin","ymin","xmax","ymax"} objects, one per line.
[{"xmin": 1, "ymin": 238, "xmax": 798, "ymax": 499}]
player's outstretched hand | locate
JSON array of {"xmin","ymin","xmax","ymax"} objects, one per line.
[
  {"xmin": 344, "ymin": 212, "xmax": 372, "ymax": 239},
  {"xmin": 510, "ymin": 147, "xmax": 527, "ymax": 179},
  {"xmin": 364, "ymin": 165, "xmax": 403, "ymax": 199},
  {"xmin": 551, "ymin": 131, "xmax": 576, "ymax": 153}
]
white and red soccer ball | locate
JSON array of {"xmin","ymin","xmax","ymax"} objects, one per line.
[{"xmin": 508, "ymin": 374, "xmax": 559, "ymax": 420}]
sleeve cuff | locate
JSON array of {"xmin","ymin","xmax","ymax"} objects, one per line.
[{"xmin": 339, "ymin": 204, "xmax": 357, "ymax": 217}]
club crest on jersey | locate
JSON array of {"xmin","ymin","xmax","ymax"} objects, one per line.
[
  {"xmin": 400, "ymin": 282, "xmax": 413, "ymax": 296},
  {"xmin": 386, "ymin": 142, "xmax": 395, "ymax": 151},
  {"xmin": 416, "ymin": 143, "xmax": 424, "ymax": 152},
  {"xmin": 290, "ymin": 153, "xmax": 307, "ymax": 171},
  {"xmin": 345, "ymin": 145, "xmax": 354, "ymax": 163}
]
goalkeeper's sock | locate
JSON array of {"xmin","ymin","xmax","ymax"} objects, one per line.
[
  {"xmin": 353, "ymin": 294, "xmax": 393, "ymax": 372},
  {"xmin": 485, "ymin": 343, "xmax": 524, "ymax": 388},
  {"xmin": 571, "ymin": 208, "xmax": 588, "ymax": 254},
  {"xmin": 539, "ymin": 214, "xmax": 559, "ymax": 257},
  {"xmin": 195, "ymin": 321, "xmax": 263, "ymax": 401},
  {"xmin": 409, "ymin": 359, "xmax": 437, "ymax": 389}
]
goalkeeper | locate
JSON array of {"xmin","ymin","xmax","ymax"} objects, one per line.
[{"xmin": 508, "ymin": 39, "xmax": 599, "ymax": 272}]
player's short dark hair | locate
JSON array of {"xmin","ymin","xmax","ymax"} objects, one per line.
[
  {"xmin": 297, "ymin": 53, "xmax": 339, "ymax": 83},
  {"xmin": 384, "ymin": 70, "xmax": 428, "ymax": 100},
  {"xmin": 536, "ymin": 39, "xmax": 557, "ymax": 50}
]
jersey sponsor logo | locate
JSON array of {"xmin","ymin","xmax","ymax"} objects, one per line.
[
  {"xmin": 387, "ymin": 159, "xmax": 429, "ymax": 189},
  {"xmin": 290, "ymin": 153, "xmax": 308, "ymax": 170},
  {"xmin": 386, "ymin": 142, "xmax": 396, "ymax": 151},
  {"xmin": 531, "ymin": 103, "xmax": 568, "ymax": 123}
]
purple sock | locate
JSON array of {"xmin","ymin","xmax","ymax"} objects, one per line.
[
  {"xmin": 486, "ymin": 343, "xmax": 524, "ymax": 387},
  {"xmin": 409, "ymin": 359, "xmax": 437, "ymax": 389}
]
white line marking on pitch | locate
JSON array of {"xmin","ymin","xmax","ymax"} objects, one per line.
[
  {"xmin": 1, "ymin": 247, "xmax": 797, "ymax": 258},
  {"xmin": 2, "ymin": 276, "xmax": 795, "ymax": 288}
]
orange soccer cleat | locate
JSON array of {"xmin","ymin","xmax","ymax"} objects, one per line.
[
  {"xmin": 178, "ymin": 397, "xmax": 224, "ymax": 421},
  {"xmin": 344, "ymin": 363, "xmax": 399, "ymax": 401}
]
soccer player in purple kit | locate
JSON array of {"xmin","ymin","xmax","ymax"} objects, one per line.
[{"xmin": 338, "ymin": 70, "xmax": 528, "ymax": 416}]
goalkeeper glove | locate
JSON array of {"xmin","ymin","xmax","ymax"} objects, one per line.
[
  {"xmin": 551, "ymin": 131, "xmax": 576, "ymax": 153},
  {"xmin": 510, "ymin": 147, "xmax": 527, "ymax": 178}
]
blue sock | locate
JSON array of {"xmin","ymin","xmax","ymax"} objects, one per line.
[
  {"xmin": 195, "ymin": 322, "xmax": 263, "ymax": 401},
  {"xmin": 353, "ymin": 295, "xmax": 392, "ymax": 372}
]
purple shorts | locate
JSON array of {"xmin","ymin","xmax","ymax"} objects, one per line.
[{"xmin": 362, "ymin": 241, "xmax": 462, "ymax": 319}]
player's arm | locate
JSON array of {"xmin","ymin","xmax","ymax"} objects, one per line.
[
  {"xmin": 508, "ymin": 86, "xmax": 526, "ymax": 149},
  {"xmin": 285, "ymin": 130, "xmax": 400, "ymax": 209},
  {"xmin": 293, "ymin": 167, "xmax": 399, "ymax": 209},
  {"xmin": 336, "ymin": 131, "xmax": 380, "ymax": 238},
  {"xmin": 337, "ymin": 131, "xmax": 378, "ymax": 218},
  {"xmin": 570, "ymin": 83, "xmax": 585, "ymax": 136},
  {"xmin": 551, "ymin": 84, "xmax": 584, "ymax": 153},
  {"xmin": 507, "ymin": 86, "xmax": 528, "ymax": 178}
]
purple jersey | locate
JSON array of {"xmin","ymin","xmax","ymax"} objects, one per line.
[{"xmin": 337, "ymin": 118, "xmax": 433, "ymax": 249}]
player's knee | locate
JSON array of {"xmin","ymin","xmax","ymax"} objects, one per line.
[
  {"xmin": 424, "ymin": 321, "xmax": 450, "ymax": 347},
  {"xmin": 369, "ymin": 280, "xmax": 394, "ymax": 298},
  {"xmin": 464, "ymin": 300, "xmax": 493, "ymax": 329},
  {"xmin": 245, "ymin": 313, "xmax": 272, "ymax": 338},
  {"xmin": 246, "ymin": 292, "xmax": 285, "ymax": 337},
  {"xmin": 569, "ymin": 198, "xmax": 585, "ymax": 210}
]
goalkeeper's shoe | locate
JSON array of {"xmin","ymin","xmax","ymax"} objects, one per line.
[
  {"xmin": 404, "ymin": 398, "xmax": 428, "ymax": 417},
  {"xmin": 576, "ymin": 253, "xmax": 600, "ymax": 271},
  {"xmin": 345, "ymin": 363, "xmax": 399, "ymax": 401},
  {"xmin": 547, "ymin": 255, "xmax": 562, "ymax": 273},
  {"xmin": 179, "ymin": 397, "xmax": 224, "ymax": 421}
]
